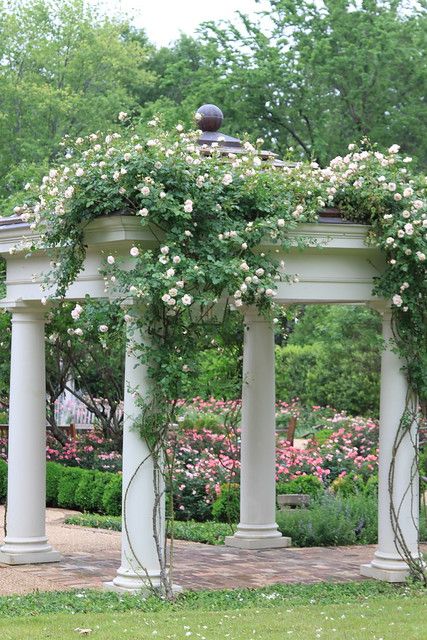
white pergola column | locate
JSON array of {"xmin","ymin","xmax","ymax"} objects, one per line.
[
  {"xmin": 361, "ymin": 306, "xmax": 420, "ymax": 582},
  {"xmin": 225, "ymin": 308, "xmax": 290, "ymax": 549},
  {"xmin": 105, "ymin": 322, "xmax": 168, "ymax": 592},
  {"xmin": 0, "ymin": 303, "xmax": 60, "ymax": 564}
]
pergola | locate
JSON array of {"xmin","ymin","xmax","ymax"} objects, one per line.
[{"xmin": 0, "ymin": 109, "xmax": 421, "ymax": 590}]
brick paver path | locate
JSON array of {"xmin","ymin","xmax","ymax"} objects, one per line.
[{"xmin": 1, "ymin": 508, "xmax": 423, "ymax": 595}]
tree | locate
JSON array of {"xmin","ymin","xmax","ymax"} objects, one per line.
[
  {"xmin": 277, "ymin": 304, "xmax": 383, "ymax": 415},
  {"xmin": 0, "ymin": 297, "xmax": 125, "ymax": 446},
  {"xmin": 0, "ymin": 0, "xmax": 155, "ymax": 208},
  {"xmin": 198, "ymin": 0, "xmax": 427, "ymax": 165},
  {"xmin": 46, "ymin": 300, "xmax": 125, "ymax": 445}
]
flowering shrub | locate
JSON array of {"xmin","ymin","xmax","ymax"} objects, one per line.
[
  {"xmin": 46, "ymin": 431, "xmax": 122, "ymax": 472},
  {"xmin": 41, "ymin": 403, "xmax": 380, "ymax": 520}
]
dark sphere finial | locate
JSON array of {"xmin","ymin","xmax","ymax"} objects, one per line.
[{"xmin": 196, "ymin": 104, "xmax": 224, "ymax": 132}]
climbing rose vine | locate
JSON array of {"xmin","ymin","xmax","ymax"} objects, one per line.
[{"xmin": 14, "ymin": 119, "xmax": 426, "ymax": 407}]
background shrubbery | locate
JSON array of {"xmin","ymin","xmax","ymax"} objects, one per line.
[
  {"xmin": 46, "ymin": 462, "xmax": 119, "ymax": 514},
  {"xmin": 276, "ymin": 494, "xmax": 379, "ymax": 547},
  {"xmin": 180, "ymin": 306, "xmax": 382, "ymax": 417}
]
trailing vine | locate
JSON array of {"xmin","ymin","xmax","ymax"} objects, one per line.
[{"xmin": 14, "ymin": 114, "xmax": 427, "ymax": 589}]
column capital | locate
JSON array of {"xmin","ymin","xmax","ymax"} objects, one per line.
[
  {"xmin": 243, "ymin": 306, "xmax": 273, "ymax": 324},
  {"xmin": 0, "ymin": 299, "xmax": 47, "ymax": 317},
  {"xmin": 366, "ymin": 300, "xmax": 391, "ymax": 316}
]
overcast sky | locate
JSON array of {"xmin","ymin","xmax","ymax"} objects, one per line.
[{"xmin": 93, "ymin": 0, "xmax": 270, "ymax": 46}]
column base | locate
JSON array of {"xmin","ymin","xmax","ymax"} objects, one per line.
[
  {"xmin": 225, "ymin": 523, "xmax": 291, "ymax": 549},
  {"xmin": 360, "ymin": 549, "xmax": 422, "ymax": 583},
  {"xmin": 104, "ymin": 566, "xmax": 182, "ymax": 595},
  {"xmin": 0, "ymin": 549, "xmax": 62, "ymax": 565},
  {"xmin": 225, "ymin": 535, "xmax": 291, "ymax": 550},
  {"xmin": 360, "ymin": 562, "xmax": 409, "ymax": 583},
  {"xmin": 0, "ymin": 536, "xmax": 62, "ymax": 565}
]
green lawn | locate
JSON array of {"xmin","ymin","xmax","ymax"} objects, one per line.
[
  {"xmin": 0, "ymin": 583, "xmax": 425, "ymax": 640},
  {"xmin": 0, "ymin": 595, "xmax": 425, "ymax": 639}
]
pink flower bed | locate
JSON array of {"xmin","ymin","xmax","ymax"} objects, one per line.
[{"xmin": 1, "ymin": 399, "xmax": 381, "ymax": 521}]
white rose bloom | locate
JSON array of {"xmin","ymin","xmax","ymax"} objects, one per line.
[
  {"xmin": 234, "ymin": 298, "xmax": 243, "ymax": 307},
  {"xmin": 184, "ymin": 230, "xmax": 193, "ymax": 237},
  {"xmin": 184, "ymin": 199, "xmax": 193, "ymax": 213},
  {"xmin": 416, "ymin": 251, "xmax": 426, "ymax": 261},
  {"xmin": 404, "ymin": 223, "xmax": 414, "ymax": 235},
  {"xmin": 172, "ymin": 255, "xmax": 181, "ymax": 264},
  {"xmin": 240, "ymin": 283, "xmax": 248, "ymax": 292},
  {"xmin": 74, "ymin": 328, "xmax": 83, "ymax": 336},
  {"xmin": 99, "ymin": 324, "xmax": 109, "ymax": 332},
  {"xmin": 403, "ymin": 187, "xmax": 413, "ymax": 198},
  {"xmin": 265, "ymin": 288, "xmax": 275, "ymax": 297},
  {"xmin": 388, "ymin": 182, "xmax": 396, "ymax": 192},
  {"xmin": 169, "ymin": 288, "xmax": 178, "ymax": 297},
  {"xmin": 141, "ymin": 186, "xmax": 150, "ymax": 196},
  {"xmin": 413, "ymin": 200, "xmax": 423, "ymax": 209},
  {"xmin": 75, "ymin": 168, "xmax": 84, "ymax": 177},
  {"xmin": 181, "ymin": 294, "xmax": 192, "ymax": 306},
  {"xmin": 161, "ymin": 294, "xmax": 171, "ymax": 303},
  {"xmin": 160, "ymin": 246, "xmax": 170, "ymax": 255},
  {"xmin": 277, "ymin": 219, "xmax": 285, "ymax": 227},
  {"xmin": 255, "ymin": 268, "xmax": 265, "ymax": 277},
  {"xmin": 397, "ymin": 230, "xmax": 405, "ymax": 238},
  {"xmin": 234, "ymin": 290, "xmax": 242, "ymax": 299},
  {"xmin": 393, "ymin": 193, "xmax": 402, "ymax": 201},
  {"xmin": 176, "ymin": 280, "xmax": 184, "ymax": 288},
  {"xmin": 222, "ymin": 173, "xmax": 233, "ymax": 186},
  {"xmin": 138, "ymin": 208, "xmax": 149, "ymax": 216},
  {"xmin": 240, "ymin": 261, "xmax": 250, "ymax": 271},
  {"xmin": 241, "ymin": 242, "xmax": 248, "ymax": 249},
  {"xmin": 388, "ymin": 144, "xmax": 400, "ymax": 154},
  {"xmin": 130, "ymin": 247, "xmax": 139, "ymax": 257},
  {"xmin": 118, "ymin": 112, "xmax": 127, "ymax": 121},
  {"xmin": 159, "ymin": 256, "xmax": 168, "ymax": 264},
  {"xmin": 402, "ymin": 210, "xmax": 411, "ymax": 219},
  {"xmin": 107, "ymin": 255, "xmax": 115, "ymax": 265},
  {"xmin": 64, "ymin": 186, "xmax": 74, "ymax": 198},
  {"xmin": 124, "ymin": 314, "xmax": 132, "ymax": 323},
  {"xmin": 392, "ymin": 294, "xmax": 403, "ymax": 307},
  {"xmin": 166, "ymin": 268, "xmax": 175, "ymax": 277},
  {"xmin": 385, "ymin": 237, "xmax": 395, "ymax": 245}
]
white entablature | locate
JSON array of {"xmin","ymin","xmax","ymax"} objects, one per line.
[{"xmin": 0, "ymin": 214, "xmax": 384, "ymax": 304}]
